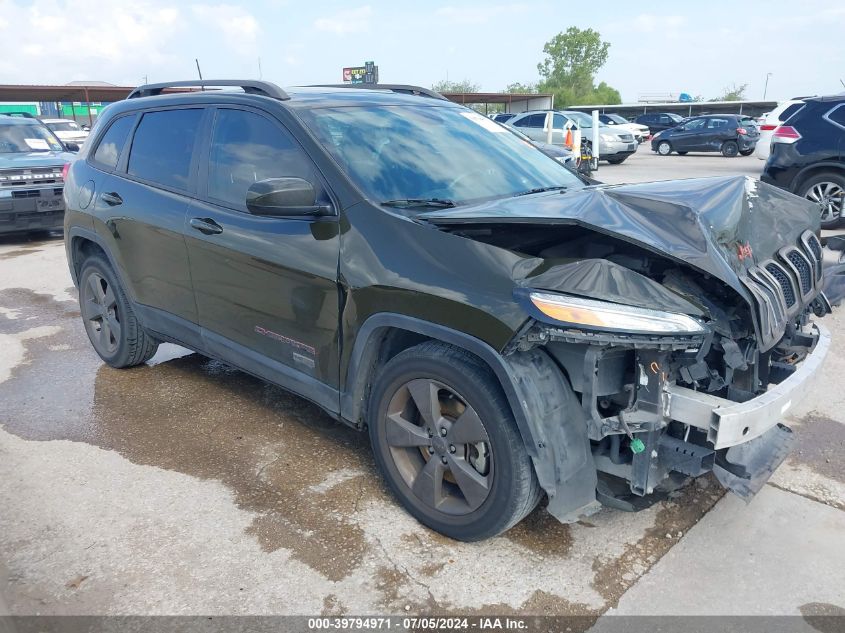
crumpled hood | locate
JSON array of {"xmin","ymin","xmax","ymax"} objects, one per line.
[
  {"xmin": 420, "ymin": 176, "xmax": 820, "ymax": 300},
  {"xmin": 0, "ymin": 151, "xmax": 75, "ymax": 169}
]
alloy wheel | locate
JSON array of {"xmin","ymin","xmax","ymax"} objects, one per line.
[
  {"xmin": 383, "ymin": 378, "xmax": 493, "ymax": 515},
  {"xmin": 805, "ymin": 181, "xmax": 844, "ymax": 223},
  {"xmin": 81, "ymin": 271, "xmax": 121, "ymax": 355}
]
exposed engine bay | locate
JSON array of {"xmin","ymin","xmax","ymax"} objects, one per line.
[{"xmin": 422, "ymin": 176, "xmax": 834, "ymax": 520}]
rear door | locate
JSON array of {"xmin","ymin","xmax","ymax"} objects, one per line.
[
  {"xmin": 703, "ymin": 117, "xmax": 734, "ymax": 150},
  {"xmin": 184, "ymin": 105, "xmax": 341, "ymax": 401},
  {"xmin": 89, "ymin": 107, "xmax": 204, "ymax": 344}
]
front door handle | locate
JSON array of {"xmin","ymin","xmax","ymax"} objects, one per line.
[
  {"xmin": 189, "ymin": 217, "xmax": 223, "ymax": 235},
  {"xmin": 101, "ymin": 191, "xmax": 123, "ymax": 206}
]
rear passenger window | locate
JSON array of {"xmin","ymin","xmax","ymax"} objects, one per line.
[
  {"xmin": 207, "ymin": 108, "xmax": 316, "ymax": 208},
  {"xmin": 92, "ymin": 115, "xmax": 134, "ymax": 169},
  {"xmin": 706, "ymin": 118, "xmax": 731, "ymax": 129},
  {"xmin": 128, "ymin": 109, "xmax": 202, "ymax": 190}
]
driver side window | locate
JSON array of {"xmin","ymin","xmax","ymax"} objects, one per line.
[
  {"xmin": 682, "ymin": 119, "xmax": 706, "ymax": 131},
  {"xmin": 207, "ymin": 108, "xmax": 317, "ymax": 209}
]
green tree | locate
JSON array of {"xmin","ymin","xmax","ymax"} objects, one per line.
[
  {"xmin": 535, "ymin": 27, "xmax": 620, "ymax": 106},
  {"xmin": 713, "ymin": 83, "xmax": 748, "ymax": 101},
  {"xmin": 505, "ymin": 82, "xmax": 538, "ymax": 94},
  {"xmin": 432, "ymin": 79, "xmax": 480, "ymax": 93}
]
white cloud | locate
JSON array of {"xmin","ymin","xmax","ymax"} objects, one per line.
[
  {"xmin": 434, "ymin": 3, "xmax": 524, "ymax": 25},
  {"xmin": 191, "ymin": 4, "xmax": 260, "ymax": 57},
  {"xmin": 629, "ymin": 13, "xmax": 686, "ymax": 33},
  {"xmin": 313, "ymin": 5, "xmax": 372, "ymax": 34}
]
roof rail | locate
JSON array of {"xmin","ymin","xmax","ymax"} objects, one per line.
[
  {"xmin": 127, "ymin": 80, "xmax": 289, "ymax": 101},
  {"xmin": 308, "ymin": 84, "xmax": 448, "ymax": 101}
]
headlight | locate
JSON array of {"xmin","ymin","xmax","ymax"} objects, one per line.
[
  {"xmin": 528, "ymin": 292, "xmax": 705, "ymax": 334},
  {"xmin": 600, "ymin": 134, "xmax": 616, "ymax": 143}
]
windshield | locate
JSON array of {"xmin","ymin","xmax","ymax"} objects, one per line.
[
  {"xmin": 605, "ymin": 114, "xmax": 628, "ymax": 125},
  {"xmin": 299, "ymin": 105, "xmax": 583, "ymax": 205},
  {"xmin": 668, "ymin": 113, "xmax": 684, "ymax": 122},
  {"xmin": 0, "ymin": 123, "xmax": 64, "ymax": 153},
  {"xmin": 47, "ymin": 121, "xmax": 81, "ymax": 132}
]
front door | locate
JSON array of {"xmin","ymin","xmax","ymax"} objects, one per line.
[
  {"xmin": 672, "ymin": 118, "xmax": 707, "ymax": 152},
  {"xmin": 184, "ymin": 106, "xmax": 341, "ymax": 404}
]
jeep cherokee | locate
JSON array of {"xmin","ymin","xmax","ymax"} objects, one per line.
[{"xmin": 64, "ymin": 80, "xmax": 835, "ymax": 541}]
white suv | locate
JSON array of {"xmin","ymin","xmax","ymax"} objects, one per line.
[{"xmin": 754, "ymin": 99, "xmax": 805, "ymax": 160}]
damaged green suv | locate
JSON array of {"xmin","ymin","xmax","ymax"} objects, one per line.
[{"xmin": 64, "ymin": 80, "xmax": 835, "ymax": 541}]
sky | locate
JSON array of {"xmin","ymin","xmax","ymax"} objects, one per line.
[{"xmin": 1, "ymin": 0, "xmax": 843, "ymax": 103}]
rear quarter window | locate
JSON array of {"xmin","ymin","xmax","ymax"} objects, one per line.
[
  {"xmin": 91, "ymin": 115, "xmax": 135, "ymax": 169},
  {"xmin": 779, "ymin": 103, "xmax": 804, "ymax": 123},
  {"xmin": 127, "ymin": 109, "xmax": 203, "ymax": 191}
]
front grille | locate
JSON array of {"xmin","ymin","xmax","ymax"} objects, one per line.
[
  {"xmin": 743, "ymin": 230, "xmax": 824, "ymax": 351},
  {"xmin": 12, "ymin": 190, "xmax": 42, "ymax": 199},
  {"xmin": 765, "ymin": 262, "xmax": 796, "ymax": 307},
  {"xmin": 786, "ymin": 250, "xmax": 812, "ymax": 295},
  {"xmin": 0, "ymin": 167, "xmax": 64, "ymax": 188}
]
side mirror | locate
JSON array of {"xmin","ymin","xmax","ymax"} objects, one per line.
[
  {"xmin": 246, "ymin": 178, "xmax": 331, "ymax": 217},
  {"xmin": 81, "ymin": 125, "xmax": 91, "ymax": 132},
  {"xmin": 65, "ymin": 142, "xmax": 80, "ymax": 152}
]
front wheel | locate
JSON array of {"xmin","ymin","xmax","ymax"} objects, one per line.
[
  {"xmin": 739, "ymin": 148, "xmax": 754, "ymax": 156},
  {"xmin": 656, "ymin": 141, "xmax": 672, "ymax": 156},
  {"xmin": 676, "ymin": 151, "xmax": 688, "ymax": 156},
  {"xmin": 368, "ymin": 342, "xmax": 541, "ymax": 541},
  {"xmin": 606, "ymin": 156, "xmax": 629, "ymax": 164},
  {"xmin": 800, "ymin": 171, "xmax": 845, "ymax": 228},
  {"xmin": 79, "ymin": 254, "xmax": 159, "ymax": 367},
  {"xmin": 721, "ymin": 140, "xmax": 739, "ymax": 157}
]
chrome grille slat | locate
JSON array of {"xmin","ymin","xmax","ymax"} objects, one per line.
[{"xmin": 764, "ymin": 261, "xmax": 796, "ymax": 307}]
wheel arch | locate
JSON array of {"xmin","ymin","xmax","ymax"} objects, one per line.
[
  {"xmin": 66, "ymin": 228, "xmax": 137, "ymax": 302},
  {"xmin": 341, "ymin": 313, "xmax": 540, "ymax": 457},
  {"xmin": 790, "ymin": 162, "xmax": 845, "ymax": 193}
]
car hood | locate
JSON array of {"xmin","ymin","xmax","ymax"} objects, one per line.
[
  {"xmin": 419, "ymin": 176, "xmax": 820, "ymax": 302},
  {"xmin": 0, "ymin": 151, "xmax": 75, "ymax": 169}
]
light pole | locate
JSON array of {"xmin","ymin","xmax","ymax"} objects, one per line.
[{"xmin": 763, "ymin": 72, "xmax": 772, "ymax": 100}]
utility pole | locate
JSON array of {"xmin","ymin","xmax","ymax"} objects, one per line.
[
  {"xmin": 196, "ymin": 59, "xmax": 204, "ymax": 91},
  {"xmin": 763, "ymin": 72, "xmax": 772, "ymax": 100},
  {"xmin": 258, "ymin": 57, "xmax": 262, "ymax": 79}
]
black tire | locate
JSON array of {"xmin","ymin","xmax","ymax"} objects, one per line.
[
  {"xmin": 606, "ymin": 156, "xmax": 628, "ymax": 165},
  {"xmin": 677, "ymin": 151, "xmax": 688, "ymax": 155},
  {"xmin": 799, "ymin": 171, "xmax": 845, "ymax": 229},
  {"xmin": 721, "ymin": 140, "xmax": 739, "ymax": 157},
  {"xmin": 656, "ymin": 141, "xmax": 672, "ymax": 156},
  {"xmin": 739, "ymin": 148, "xmax": 754, "ymax": 156},
  {"xmin": 368, "ymin": 341, "xmax": 541, "ymax": 541},
  {"xmin": 78, "ymin": 253, "xmax": 159, "ymax": 368}
]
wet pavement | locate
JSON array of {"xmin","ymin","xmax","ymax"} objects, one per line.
[{"xmin": 0, "ymin": 231, "xmax": 843, "ymax": 618}]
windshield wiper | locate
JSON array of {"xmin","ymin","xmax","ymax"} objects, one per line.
[
  {"xmin": 381, "ymin": 198, "xmax": 456, "ymax": 209},
  {"xmin": 513, "ymin": 185, "xmax": 568, "ymax": 197}
]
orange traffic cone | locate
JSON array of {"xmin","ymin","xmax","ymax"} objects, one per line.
[{"xmin": 565, "ymin": 128, "xmax": 573, "ymax": 148}]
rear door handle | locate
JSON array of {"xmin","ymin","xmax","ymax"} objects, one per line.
[
  {"xmin": 189, "ymin": 217, "xmax": 223, "ymax": 235},
  {"xmin": 101, "ymin": 191, "xmax": 123, "ymax": 206}
]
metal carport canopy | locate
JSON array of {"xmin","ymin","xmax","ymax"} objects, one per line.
[{"xmin": 441, "ymin": 92, "xmax": 554, "ymax": 113}]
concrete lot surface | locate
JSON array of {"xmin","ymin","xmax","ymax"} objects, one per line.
[{"xmin": 1, "ymin": 151, "xmax": 843, "ymax": 621}]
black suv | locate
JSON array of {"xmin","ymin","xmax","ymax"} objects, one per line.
[
  {"xmin": 651, "ymin": 114, "xmax": 759, "ymax": 157},
  {"xmin": 634, "ymin": 112, "xmax": 684, "ymax": 134},
  {"xmin": 761, "ymin": 94, "xmax": 845, "ymax": 228},
  {"xmin": 64, "ymin": 80, "xmax": 834, "ymax": 541}
]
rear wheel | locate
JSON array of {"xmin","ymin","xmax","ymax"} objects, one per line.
[
  {"xmin": 657, "ymin": 141, "xmax": 672, "ymax": 156},
  {"xmin": 79, "ymin": 254, "xmax": 159, "ymax": 368},
  {"xmin": 368, "ymin": 342, "xmax": 541, "ymax": 541},
  {"xmin": 799, "ymin": 171, "xmax": 845, "ymax": 228},
  {"xmin": 721, "ymin": 140, "xmax": 739, "ymax": 157}
]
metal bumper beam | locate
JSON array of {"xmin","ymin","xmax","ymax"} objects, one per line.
[{"xmin": 666, "ymin": 323, "xmax": 830, "ymax": 449}]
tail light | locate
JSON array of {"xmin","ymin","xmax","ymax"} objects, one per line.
[
  {"xmin": 772, "ymin": 125, "xmax": 801, "ymax": 144},
  {"xmin": 61, "ymin": 162, "xmax": 70, "ymax": 181},
  {"xmin": 736, "ymin": 127, "xmax": 748, "ymax": 135},
  {"xmin": 760, "ymin": 124, "xmax": 778, "ymax": 131}
]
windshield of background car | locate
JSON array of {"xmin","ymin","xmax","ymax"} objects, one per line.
[
  {"xmin": 299, "ymin": 105, "xmax": 584, "ymax": 205},
  {"xmin": 668, "ymin": 113, "xmax": 684, "ymax": 122},
  {"xmin": 606, "ymin": 114, "xmax": 628, "ymax": 124},
  {"xmin": 0, "ymin": 123, "xmax": 64, "ymax": 153},
  {"xmin": 47, "ymin": 121, "xmax": 81, "ymax": 132}
]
